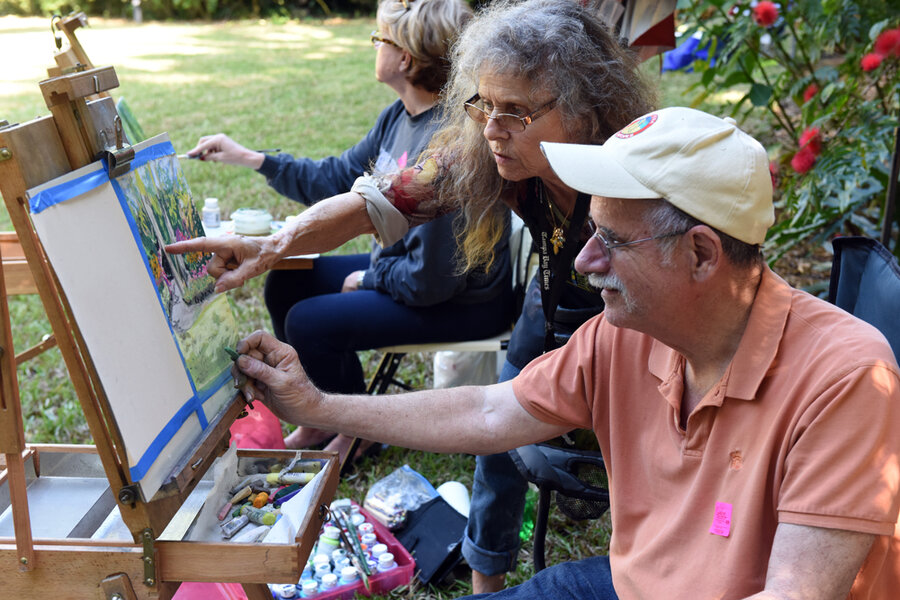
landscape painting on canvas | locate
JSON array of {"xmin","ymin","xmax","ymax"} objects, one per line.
[{"xmin": 115, "ymin": 152, "xmax": 238, "ymax": 393}]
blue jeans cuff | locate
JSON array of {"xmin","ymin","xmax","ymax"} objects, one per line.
[{"xmin": 462, "ymin": 529, "xmax": 520, "ymax": 575}]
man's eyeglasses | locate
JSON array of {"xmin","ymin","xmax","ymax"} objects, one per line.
[
  {"xmin": 370, "ymin": 31, "xmax": 401, "ymax": 49},
  {"xmin": 587, "ymin": 220, "xmax": 687, "ymax": 256},
  {"xmin": 463, "ymin": 94, "xmax": 557, "ymax": 133}
]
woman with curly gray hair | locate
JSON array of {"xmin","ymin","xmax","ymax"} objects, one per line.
[{"xmin": 168, "ymin": 0, "xmax": 654, "ymax": 591}]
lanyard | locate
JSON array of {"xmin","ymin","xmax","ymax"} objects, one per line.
[{"xmin": 535, "ymin": 190, "xmax": 591, "ymax": 351}]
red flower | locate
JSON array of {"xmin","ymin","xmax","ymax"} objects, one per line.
[
  {"xmin": 768, "ymin": 160, "xmax": 779, "ymax": 188},
  {"xmin": 874, "ymin": 28, "xmax": 900, "ymax": 58},
  {"xmin": 802, "ymin": 83, "xmax": 818, "ymax": 103},
  {"xmin": 753, "ymin": 1, "xmax": 778, "ymax": 27},
  {"xmin": 799, "ymin": 127, "xmax": 822, "ymax": 156},
  {"xmin": 791, "ymin": 147, "xmax": 817, "ymax": 174},
  {"xmin": 861, "ymin": 53, "xmax": 883, "ymax": 71}
]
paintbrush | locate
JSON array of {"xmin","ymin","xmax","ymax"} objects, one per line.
[
  {"xmin": 331, "ymin": 509, "xmax": 372, "ymax": 590},
  {"xmin": 177, "ymin": 148, "xmax": 281, "ymax": 159}
]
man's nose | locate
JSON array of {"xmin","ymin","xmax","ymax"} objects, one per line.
[{"xmin": 574, "ymin": 235, "xmax": 611, "ymax": 275}]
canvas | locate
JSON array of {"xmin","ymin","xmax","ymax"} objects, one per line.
[{"xmin": 27, "ymin": 133, "xmax": 239, "ymax": 500}]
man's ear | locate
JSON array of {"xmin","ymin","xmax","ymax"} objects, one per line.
[{"xmin": 685, "ymin": 225, "xmax": 722, "ymax": 282}]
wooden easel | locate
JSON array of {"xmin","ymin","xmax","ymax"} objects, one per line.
[{"xmin": 0, "ymin": 43, "xmax": 337, "ymax": 600}]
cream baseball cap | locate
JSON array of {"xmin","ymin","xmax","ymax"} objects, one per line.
[{"xmin": 540, "ymin": 107, "xmax": 774, "ymax": 245}]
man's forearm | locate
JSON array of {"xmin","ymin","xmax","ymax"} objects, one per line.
[{"xmin": 287, "ymin": 382, "xmax": 564, "ymax": 455}]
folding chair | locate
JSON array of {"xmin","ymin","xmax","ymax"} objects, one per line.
[
  {"xmin": 828, "ymin": 236, "xmax": 900, "ymax": 359},
  {"xmin": 508, "ymin": 434, "xmax": 609, "ymax": 572}
]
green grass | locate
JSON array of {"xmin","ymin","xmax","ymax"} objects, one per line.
[{"xmin": 1, "ymin": 17, "xmax": 731, "ymax": 598}]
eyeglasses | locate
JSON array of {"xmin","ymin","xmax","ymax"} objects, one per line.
[
  {"xmin": 587, "ymin": 220, "xmax": 687, "ymax": 256},
  {"xmin": 370, "ymin": 31, "xmax": 401, "ymax": 49},
  {"xmin": 463, "ymin": 94, "xmax": 558, "ymax": 133}
]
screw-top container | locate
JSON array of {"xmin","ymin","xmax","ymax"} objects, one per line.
[
  {"xmin": 299, "ymin": 579, "xmax": 319, "ymax": 598},
  {"xmin": 313, "ymin": 562, "xmax": 331, "ymax": 582},
  {"xmin": 274, "ymin": 583, "xmax": 297, "ymax": 598},
  {"xmin": 338, "ymin": 566, "xmax": 359, "ymax": 585},
  {"xmin": 201, "ymin": 198, "xmax": 221, "ymax": 228},
  {"xmin": 377, "ymin": 552, "xmax": 397, "ymax": 572},
  {"xmin": 320, "ymin": 573, "xmax": 338, "ymax": 590}
]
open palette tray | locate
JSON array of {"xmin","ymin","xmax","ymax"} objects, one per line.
[{"xmin": 0, "ymin": 445, "xmax": 339, "ymax": 597}]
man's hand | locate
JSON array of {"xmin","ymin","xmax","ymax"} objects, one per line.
[
  {"xmin": 234, "ymin": 330, "xmax": 322, "ymax": 425},
  {"xmin": 187, "ymin": 133, "xmax": 265, "ymax": 170},
  {"xmin": 165, "ymin": 235, "xmax": 272, "ymax": 293}
]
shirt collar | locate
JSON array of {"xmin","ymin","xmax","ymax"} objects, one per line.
[{"xmin": 648, "ymin": 266, "xmax": 794, "ymax": 402}]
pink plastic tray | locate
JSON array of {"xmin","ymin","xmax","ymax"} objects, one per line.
[{"xmin": 287, "ymin": 503, "xmax": 415, "ymax": 600}]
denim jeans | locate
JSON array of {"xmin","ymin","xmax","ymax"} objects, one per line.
[
  {"xmin": 461, "ymin": 556, "xmax": 618, "ymax": 600},
  {"xmin": 264, "ymin": 254, "xmax": 512, "ymax": 394},
  {"xmin": 462, "ymin": 280, "xmax": 545, "ymax": 575}
]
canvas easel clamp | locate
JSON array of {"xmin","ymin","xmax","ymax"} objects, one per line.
[{"xmin": 0, "ymin": 43, "xmax": 339, "ymax": 600}]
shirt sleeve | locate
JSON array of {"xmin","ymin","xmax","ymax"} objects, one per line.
[
  {"xmin": 351, "ymin": 155, "xmax": 455, "ymax": 247},
  {"xmin": 511, "ymin": 316, "xmax": 605, "ymax": 430},
  {"xmin": 777, "ymin": 360, "xmax": 900, "ymax": 535}
]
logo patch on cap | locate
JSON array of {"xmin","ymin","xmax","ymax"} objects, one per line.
[{"xmin": 615, "ymin": 113, "xmax": 658, "ymax": 139}]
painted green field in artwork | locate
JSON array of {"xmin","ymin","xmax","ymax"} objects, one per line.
[{"xmin": 177, "ymin": 294, "xmax": 240, "ymax": 390}]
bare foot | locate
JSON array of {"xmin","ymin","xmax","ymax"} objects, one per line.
[
  {"xmin": 283, "ymin": 426, "xmax": 334, "ymax": 449},
  {"xmin": 323, "ymin": 435, "xmax": 376, "ymax": 464},
  {"xmin": 472, "ymin": 570, "xmax": 506, "ymax": 594}
]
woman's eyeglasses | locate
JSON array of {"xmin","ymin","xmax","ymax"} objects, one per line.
[
  {"xmin": 463, "ymin": 94, "xmax": 558, "ymax": 133},
  {"xmin": 370, "ymin": 31, "xmax": 401, "ymax": 49}
]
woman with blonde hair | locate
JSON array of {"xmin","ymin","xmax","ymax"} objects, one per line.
[{"xmin": 169, "ymin": 0, "xmax": 654, "ymax": 590}]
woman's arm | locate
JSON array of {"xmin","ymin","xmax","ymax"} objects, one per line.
[{"xmin": 166, "ymin": 191, "xmax": 375, "ymax": 293}]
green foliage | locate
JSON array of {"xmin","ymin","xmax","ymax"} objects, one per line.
[{"xmin": 679, "ymin": 0, "xmax": 900, "ymax": 260}]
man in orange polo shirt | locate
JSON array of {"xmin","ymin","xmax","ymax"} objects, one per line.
[{"xmin": 234, "ymin": 107, "xmax": 900, "ymax": 599}]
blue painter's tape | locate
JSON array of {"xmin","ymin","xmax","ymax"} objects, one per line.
[
  {"xmin": 128, "ymin": 140, "xmax": 176, "ymax": 170},
  {"xmin": 27, "ymin": 140, "xmax": 174, "ymax": 215},
  {"xmin": 127, "ymin": 371, "xmax": 232, "ymax": 482},
  {"xmin": 28, "ymin": 164, "xmax": 107, "ymax": 214},
  {"xmin": 128, "ymin": 394, "xmax": 203, "ymax": 482}
]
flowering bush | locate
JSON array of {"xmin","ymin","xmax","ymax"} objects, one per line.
[{"xmin": 677, "ymin": 0, "xmax": 900, "ymax": 260}]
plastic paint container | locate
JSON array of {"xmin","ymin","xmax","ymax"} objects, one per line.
[
  {"xmin": 338, "ymin": 566, "xmax": 359, "ymax": 585},
  {"xmin": 320, "ymin": 573, "xmax": 338, "ymax": 590},
  {"xmin": 314, "ymin": 562, "xmax": 332, "ymax": 581},
  {"xmin": 231, "ymin": 208, "xmax": 272, "ymax": 235},
  {"xmin": 377, "ymin": 552, "xmax": 397, "ymax": 572},
  {"xmin": 202, "ymin": 198, "xmax": 221, "ymax": 228},
  {"xmin": 274, "ymin": 583, "xmax": 297, "ymax": 598},
  {"xmin": 300, "ymin": 580, "xmax": 319, "ymax": 597}
]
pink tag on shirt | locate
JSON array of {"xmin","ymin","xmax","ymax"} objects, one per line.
[
  {"xmin": 397, "ymin": 151, "xmax": 408, "ymax": 169},
  {"xmin": 709, "ymin": 501, "xmax": 733, "ymax": 537}
]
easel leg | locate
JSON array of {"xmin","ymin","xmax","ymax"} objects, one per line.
[{"xmin": 4, "ymin": 451, "xmax": 34, "ymax": 572}]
